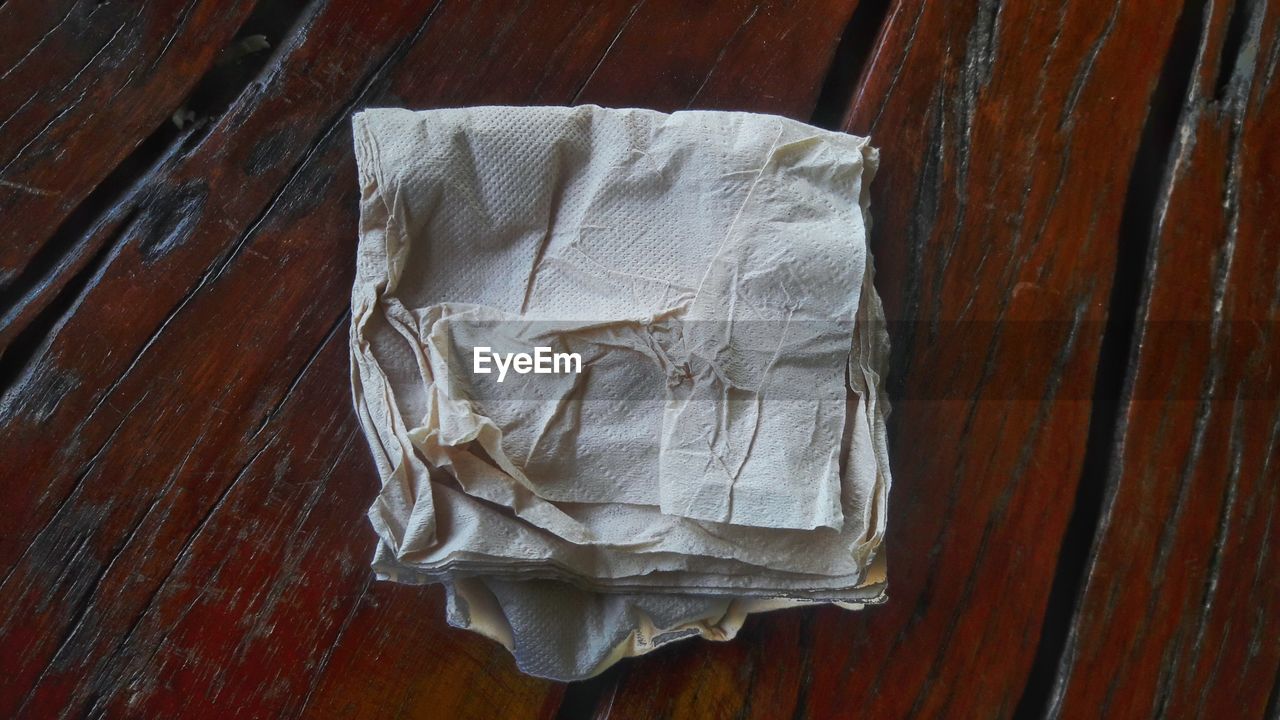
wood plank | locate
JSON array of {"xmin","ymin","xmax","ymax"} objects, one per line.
[
  {"xmin": 0, "ymin": 1, "xmax": 446, "ymax": 715},
  {"xmin": 0, "ymin": 0, "xmax": 258, "ymax": 284},
  {"xmin": 0, "ymin": 0, "xmax": 79, "ymax": 76},
  {"xmin": 594, "ymin": 1, "xmax": 1191, "ymax": 717},
  {"xmin": 1049, "ymin": 1, "xmax": 1280, "ymax": 716},
  {"xmin": 0, "ymin": 0, "xmax": 437, "ymax": 582},
  {"xmin": 572, "ymin": 0, "xmax": 856, "ymax": 117},
  {"xmin": 0, "ymin": 0, "xmax": 862, "ymax": 717}
]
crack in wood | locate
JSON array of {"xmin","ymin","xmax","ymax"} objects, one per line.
[
  {"xmin": 810, "ymin": 0, "xmax": 893, "ymax": 130},
  {"xmin": 1029, "ymin": 0, "xmax": 1280, "ymax": 712},
  {"xmin": 0, "ymin": 0, "xmax": 324, "ymax": 390},
  {"xmin": 569, "ymin": 0, "xmax": 647, "ymax": 104}
]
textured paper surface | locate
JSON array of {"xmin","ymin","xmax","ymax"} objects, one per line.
[{"xmin": 350, "ymin": 105, "xmax": 891, "ymax": 680}]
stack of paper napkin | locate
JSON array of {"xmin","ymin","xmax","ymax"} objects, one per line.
[{"xmin": 350, "ymin": 106, "xmax": 891, "ymax": 681}]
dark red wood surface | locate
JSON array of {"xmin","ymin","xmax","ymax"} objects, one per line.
[
  {"xmin": 1050, "ymin": 1, "xmax": 1280, "ymax": 716},
  {"xmin": 0, "ymin": 1, "xmax": 1275, "ymax": 718}
]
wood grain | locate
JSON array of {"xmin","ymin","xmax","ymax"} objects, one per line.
[
  {"xmin": 0, "ymin": 1, "xmax": 442, "ymax": 715},
  {"xmin": 1049, "ymin": 0, "xmax": 1280, "ymax": 716},
  {"xmin": 0, "ymin": 1, "xmax": 862, "ymax": 717},
  {"xmin": 0, "ymin": 0, "xmax": 258, "ymax": 284},
  {"xmin": 572, "ymin": 0, "xmax": 857, "ymax": 116}
]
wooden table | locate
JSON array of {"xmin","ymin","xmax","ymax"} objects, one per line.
[{"xmin": 1, "ymin": 1, "xmax": 1276, "ymax": 717}]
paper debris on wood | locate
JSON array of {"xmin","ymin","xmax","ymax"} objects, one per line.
[{"xmin": 350, "ymin": 105, "xmax": 891, "ymax": 681}]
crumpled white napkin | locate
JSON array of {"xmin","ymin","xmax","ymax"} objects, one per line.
[{"xmin": 350, "ymin": 105, "xmax": 891, "ymax": 681}]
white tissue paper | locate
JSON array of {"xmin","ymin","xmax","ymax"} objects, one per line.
[{"xmin": 350, "ymin": 105, "xmax": 891, "ymax": 681}]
